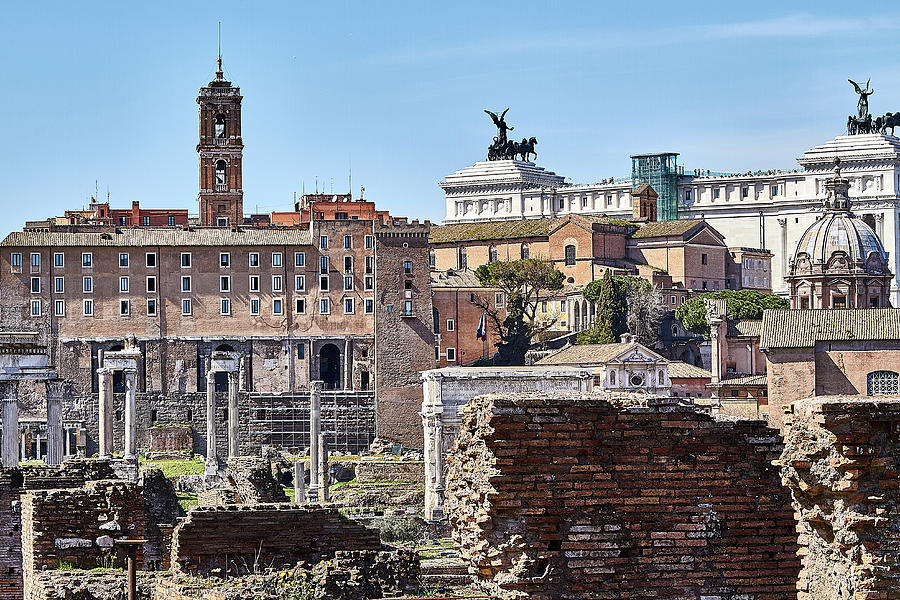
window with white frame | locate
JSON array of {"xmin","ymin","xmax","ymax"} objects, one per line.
[
  {"xmin": 868, "ymin": 370, "xmax": 899, "ymax": 396},
  {"xmin": 119, "ymin": 276, "xmax": 129, "ymax": 293},
  {"xmin": 344, "ymin": 276, "xmax": 353, "ymax": 291},
  {"xmin": 220, "ymin": 252, "xmax": 230, "ymax": 268},
  {"xmin": 181, "ymin": 299, "xmax": 192, "ymax": 315},
  {"xmin": 364, "ymin": 275, "xmax": 374, "ymax": 291},
  {"xmin": 181, "ymin": 276, "xmax": 191, "ymax": 292},
  {"xmin": 365, "ymin": 298, "xmax": 374, "ymax": 313},
  {"xmin": 30, "ymin": 277, "xmax": 40, "ymax": 294},
  {"xmin": 344, "ymin": 256, "xmax": 353, "ymax": 273},
  {"xmin": 54, "ymin": 277, "xmax": 64, "ymax": 294},
  {"xmin": 272, "ymin": 252, "xmax": 282, "ymax": 267},
  {"xmin": 365, "ymin": 235, "xmax": 373, "ymax": 249},
  {"xmin": 220, "ymin": 275, "xmax": 231, "ymax": 293},
  {"xmin": 273, "ymin": 298, "xmax": 283, "ymax": 315},
  {"xmin": 30, "ymin": 299, "xmax": 41, "ymax": 316},
  {"xmin": 144, "ymin": 276, "xmax": 155, "ymax": 293},
  {"xmin": 249, "ymin": 252, "xmax": 260, "ymax": 267},
  {"xmin": 81, "ymin": 253, "xmax": 92, "ymax": 268},
  {"xmin": 365, "ymin": 255, "xmax": 374, "ymax": 274},
  {"xmin": 250, "ymin": 298, "xmax": 260, "ymax": 315},
  {"xmin": 495, "ymin": 293, "xmax": 505, "ymax": 307},
  {"xmin": 83, "ymin": 299, "xmax": 94, "ymax": 316},
  {"xmin": 30, "ymin": 253, "xmax": 41, "ymax": 272},
  {"xmin": 120, "ymin": 299, "xmax": 130, "ymax": 316},
  {"xmin": 181, "ymin": 253, "xmax": 191, "ymax": 268},
  {"xmin": 446, "ymin": 347, "xmax": 456, "ymax": 362},
  {"xmin": 54, "ymin": 300, "xmax": 65, "ymax": 317},
  {"xmin": 404, "ymin": 260, "xmax": 413, "ymax": 274},
  {"xmin": 249, "ymin": 275, "xmax": 260, "ymax": 292},
  {"xmin": 147, "ymin": 298, "xmax": 157, "ymax": 316},
  {"xmin": 10, "ymin": 253, "xmax": 21, "ymax": 273},
  {"xmin": 320, "ymin": 298, "xmax": 330, "ymax": 314},
  {"xmin": 295, "ymin": 298, "xmax": 306, "ymax": 314},
  {"xmin": 319, "ymin": 256, "xmax": 328, "ymax": 274},
  {"xmin": 294, "ymin": 252, "xmax": 305, "ymax": 267},
  {"xmin": 320, "ymin": 274, "xmax": 329, "ymax": 291},
  {"xmin": 272, "ymin": 275, "xmax": 283, "ymax": 292},
  {"xmin": 344, "ymin": 235, "xmax": 352, "ymax": 249},
  {"xmin": 146, "ymin": 252, "xmax": 156, "ymax": 268},
  {"xmin": 83, "ymin": 276, "xmax": 93, "ymax": 293},
  {"xmin": 447, "ymin": 319, "xmax": 455, "ymax": 332},
  {"xmin": 320, "ymin": 235, "xmax": 328, "ymax": 249},
  {"xmin": 295, "ymin": 275, "xmax": 305, "ymax": 292},
  {"xmin": 344, "ymin": 298, "xmax": 354, "ymax": 314},
  {"xmin": 119, "ymin": 253, "xmax": 129, "ymax": 268},
  {"xmin": 221, "ymin": 298, "xmax": 231, "ymax": 315},
  {"xmin": 54, "ymin": 252, "xmax": 64, "ymax": 268}
]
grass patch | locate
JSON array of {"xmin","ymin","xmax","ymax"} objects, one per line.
[
  {"xmin": 140, "ymin": 457, "xmax": 205, "ymax": 478},
  {"xmin": 177, "ymin": 493, "xmax": 198, "ymax": 513}
]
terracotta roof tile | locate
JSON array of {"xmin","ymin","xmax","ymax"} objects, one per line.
[
  {"xmin": 760, "ymin": 309, "xmax": 900, "ymax": 349},
  {"xmin": 630, "ymin": 219, "xmax": 704, "ymax": 239},
  {"xmin": 1, "ymin": 228, "xmax": 314, "ymax": 247}
]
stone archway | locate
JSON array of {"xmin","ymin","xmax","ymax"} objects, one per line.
[{"xmin": 319, "ymin": 344, "xmax": 342, "ymax": 390}]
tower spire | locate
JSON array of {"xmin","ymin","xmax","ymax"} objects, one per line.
[{"xmin": 215, "ymin": 21, "xmax": 224, "ymax": 81}]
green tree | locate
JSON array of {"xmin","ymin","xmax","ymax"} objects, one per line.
[
  {"xmin": 473, "ymin": 259, "xmax": 565, "ymax": 365},
  {"xmin": 577, "ymin": 271, "xmax": 623, "ymax": 344},
  {"xmin": 675, "ymin": 289, "xmax": 789, "ymax": 336},
  {"xmin": 579, "ymin": 274, "xmax": 662, "ymax": 345}
]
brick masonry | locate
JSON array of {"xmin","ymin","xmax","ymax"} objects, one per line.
[
  {"xmin": 355, "ymin": 460, "xmax": 424, "ymax": 484},
  {"xmin": 445, "ymin": 393, "xmax": 800, "ymax": 600}
]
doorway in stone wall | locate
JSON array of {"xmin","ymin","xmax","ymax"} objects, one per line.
[{"xmin": 319, "ymin": 344, "xmax": 341, "ymax": 390}]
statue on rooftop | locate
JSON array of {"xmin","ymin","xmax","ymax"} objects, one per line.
[
  {"xmin": 485, "ymin": 109, "xmax": 538, "ymax": 161},
  {"xmin": 485, "ymin": 108, "xmax": 514, "ymax": 147},
  {"xmin": 849, "ymin": 78, "xmax": 874, "ymax": 120}
]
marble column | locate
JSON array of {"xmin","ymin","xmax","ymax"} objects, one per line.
[
  {"xmin": 294, "ymin": 460, "xmax": 306, "ymax": 504},
  {"xmin": 308, "ymin": 380, "xmax": 322, "ymax": 501},
  {"xmin": 97, "ymin": 368, "xmax": 113, "ymax": 457},
  {"xmin": 123, "ymin": 368, "xmax": 137, "ymax": 460},
  {"xmin": 343, "ymin": 339, "xmax": 352, "ymax": 391},
  {"xmin": 227, "ymin": 371, "xmax": 239, "ymax": 459},
  {"xmin": 318, "ymin": 433, "xmax": 329, "ymax": 503},
  {"xmin": 45, "ymin": 381, "xmax": 64, "ymax": 466},
  {"xmin": 432, "ymin": 414, "xmax": 444, "ymax": 519},
  {"xmin": 2, "ymin": 384, "xmax": 19, "ymax": 468},
  {"xmin": 205, "ymin": 371, "xmax": 218, "ymax": 475}
]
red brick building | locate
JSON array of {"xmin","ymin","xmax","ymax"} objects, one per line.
[
  {"xmin": 60, "ymin": 201, "xmax": 189, "ymax": 228},
  {"xmin": 271, "ymin": 194, "xmax": 391, "ymax": 226},
  {"xmin": 430, "ymin": 269, "xmax": 504, "ymax": 366}
]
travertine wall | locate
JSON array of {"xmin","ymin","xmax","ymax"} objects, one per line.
[
  {"xmin": 446, "ymin": 393, "xmax": 800, "ymax": 600},
  {"xmin": 780, "ymin": 396, "xmax": 900, "ymax": 600}
]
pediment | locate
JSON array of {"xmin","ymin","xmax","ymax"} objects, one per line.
[{"xmin": 686, "ymin": 226, "xmax": 725, "ymax": 247}]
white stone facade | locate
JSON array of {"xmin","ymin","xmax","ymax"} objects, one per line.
[{"xmin": 440, "ymin": 135, "xmax": 900, "ymax": 302}]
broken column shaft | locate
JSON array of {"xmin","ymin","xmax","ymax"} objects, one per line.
[
  {"xmin": 45, "ymin": 381, "xmax": 65, "ymax": 466},
  {"xmin": 123, "ymin": 368, "xmax": 137, "ymax": 460},
  {"xmin": 308, "ymin": 380, "xmax": 323, "ymax": 501},
  {"xmin": 1, "ymin": 383, "xmax": 18, "ymax": 468},
  {"xmin": 227, "ymin": 371, "xmax": 239, "ymax": 459},
  {"xmin": 205, "ymin": 370, "xmax": 218, "ymax": 475},
  {"xmin": 97, "ymin": 368, "xmax": 113, "ymax": 457},
  {"xmin": 294, "ymin": 460, "xmax": 306, "ymax": 504},
  {"xmin": 318, "ymin": 433, "xmax": 329, "ymax": 503}
]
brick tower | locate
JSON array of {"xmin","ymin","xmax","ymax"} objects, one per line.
[{"xmin": 197, "ymin": 53, "xmax": 243, "ymax": 226}]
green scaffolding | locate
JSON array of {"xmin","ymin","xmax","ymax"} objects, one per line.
[{"xmin": 631, "ymin": 153, "xmax": 680, "ymax": 221}]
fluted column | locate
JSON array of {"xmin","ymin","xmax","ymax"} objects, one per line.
[
  {"xmin": 1, "ymin": 383, "xmax": 19, "ymax": 468},
  {"xmin": 205, "ymin": 370, "xmax": 218, "ymax": 475},
  {"xmin": 308, "ymin": 380, "xmax": 323, "ymax": 501},
  {"xmin": 123, "ymin": 368, "xmax": 137, "ymax": 460},
  {"xmin": 97, "ymin": 368, "xmax": 113, "ymax": 457},
  {"xmin": 227, "ymin": 371, "xmax": 239, "ymax": 459},
  {"xmin": 45, "ymin": 380, "xmax": 65, "ymax": 466}
]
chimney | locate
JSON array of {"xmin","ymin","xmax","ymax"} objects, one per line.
[{"xmin": 620, "ymin": 333, "xmax": 634, "ymax": 344}]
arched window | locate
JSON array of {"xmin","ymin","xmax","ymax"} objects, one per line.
[
  {"xmin": 457, "ymin": 247, "xmax": 467, "ymax": 270},
  {"xmin": 215, "ymin": 160, "xmax": 227, "ymax": 187},
  {"xmin": 521, "ymin": 243, "xmax": 530, "ymax": 260},
  {"xmin": 609, "ymin": 370, "xmax": 616, "ymax": 385},
  {"xmin": 564, "ymin": 245, "xmax": 576, "ymax": 266},
  {"xmin": 488, "ymin": 245, "xmax": 498, "ymax": 263},
  {"xmin": 214, "ymin": 113, "xmax": 226, "ymax": 138},
  {"xmin": 867, "ymin": 370, "xmax": 899, "ymax": 396}
]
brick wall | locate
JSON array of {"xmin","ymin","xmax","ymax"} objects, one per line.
[
  {"xmin": 355, "ymin": 460, "xmax": 424, "ymax": 484},
  {"xmin": 150, "ymin": 425, "xmax": 193, "ymax": 453},
  {"xmin": 446, "ymin": 393, "xmax": 800, "ymax": 600},
  {"xmin": 170, "ymin": 505, "xmax": 381, "ymax": 575},
  {"xmin": 765, "ymin": 347, "xmax": 815, "ymax": 429}
]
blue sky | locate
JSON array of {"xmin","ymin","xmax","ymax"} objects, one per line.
[{"xmin": 2, "ymin": 1, "xmax": 900, "ymax": 228}]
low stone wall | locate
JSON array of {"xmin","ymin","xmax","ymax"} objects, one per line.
[
  {"xmin": 170, "ymin": 504, "xmax": 381, "ymax": 575},
  {"xmin": 355, "ymin": 460, "xmax": 424, "ymax": 484},
  {"xmin": 149, "ymin": 425, "xmax": 193, "ymax": 453},
  {"xmin": 780, "ymin": 396, "xmax": 900, "ymax": 600},
  {"xmin": 446, "ymin": 393, "xmax": 801, "ymax": 600},
  {"xmin": 28, "ymin": 571, "xmax": 155, "ymax": 600},
  {"xmin": 225, "ymin": 457, "xmax": 287, "ymax": 503}
]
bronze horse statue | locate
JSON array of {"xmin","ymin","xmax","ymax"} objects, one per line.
[{"xmin": 517, "ymin": 137, "xmax": 538, "ymax": 162}]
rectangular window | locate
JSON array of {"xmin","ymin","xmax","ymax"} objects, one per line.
[
  {"xmin": 701, "ymin": 253, "xmax": 708, "ymax": 265},
  {"xmin": 142, "ymin": 216, "xmax": 150, "ymax": 226},
  {"xmin": 181, "ymin": 253, "xmax": 191, "ymax": 268},
  {"xmin": 295, "ymin": 298, "xmax": 306, "ymax": 314},
  {"xmin": 146, "ymin": 252, "xmax": 156, "ymax": 268},
  {"xmin": 272, "ymin": 275, "xmax": 283, "ymax": 292},
  {"xmin": 742, "ymin": 187, "xmax": 749, "ymax": 198},
  {"xmin": 120, "ymin": 299, "xmax": 130, "ymax": 316},
  {"xmin": 249, "ymin": 275, "xmax": 260, "ymax": 292},
  {"xmin": 30, "ymin": 299, "xmax": 41, "ymax": 316},
  {"xmin": 30, "ymin": 277, "xmax": 41, "ymax": 294},
  {"xmin": 146, "ymin": 276, "xmax": 157, "ymax": 293},
  {"xmin": 11, "ymin": 252, "xmax": 21, "ymax": 273},
  {"xmin": 249, "ymin": 252, "xmax": 259, "ymax": 267},
  {"xmin": 181, "ymin": 276, "xmax": 191, "ymax": 292},
  {"xmin": 220, "ymin": 252, "xmax": 230, "ymax": 268},
  {"xmin": 344, "ymin": 275, "xmax": 353, "ymax": 291},
  {"xmin": 83, "ymin": 299, "xmax": 93, "ymax": 316},
  {"xmin": 54, "ymin": 299, "xmax": 65, "ymax": 317},
  {"xmin": 344, "ymin": 298, "xmax": 354, "ymax": 314},
  {"xmin": 119, "ymin": 276, "xmax": 129, "ymax": 293},
  {"xmin": 404, "ymin": 260, "xmax": 412, "ymax": 274},
  {"xmin": 168, "ymin": 216, "xmax": 175, "ymax": 226},
  {"xmin": 295, "ymin": 275, "xmax": 305, "ymax": 292},
  {"xmin": 54, "ymin": 252, "xmax": 64, "ymax": 268},
  {"xmin": 606, "ymin": 195, "xmax": 613, "ymax": 206},
  {"xmin": 147, "ymin": 298, "xmax": 157, "ymax": 316},
  {"xmin": 771, "ymin": 185, "xmax": 778, "ymax": 196},
  {"xmin": 344, "ymin": 256, "xmax": 353, "ymax": 273},
  {"xmin": 221, "ymin": 298, "xmax": 231, "ymax": 315},
  {"xmin": 320, "ymin": 298, "xmax": 330, "ymax": 314},
  {"xmin": 447, "ymin": 319, "xmax": 455, "ymax": 332},
  {"xmin": 250, "ymin": 298, "xmax": 260, "ymax": 315},
  {"xmin": 404, "ymin": 300, "xmax": 413, "ymax": 315},
  {"xmin": 365, "ymin": 235, "xmax": 374, "ymax": 249},
  {"xmin": 220, "ymin": 275, "xmax": 231, "ymax": 293},
  {"xmin": 319, "ymin": 256, "xmax": 328, "ymax": 274},
  {"xmin": 273, "ymin": 298, "xmax": 283, "ymax": 315},
  {"xmin": 365, "ymin": 256, "xmax": 374, "ymax": 274},
  {"xmin": 495, "ymin": 293, "xmax": 505, "ymax": 307},
  {"xmin": 335, "ymin": 212, "xmax": 348, "ymax": 220},
  {"xmin": 713, "ymin": 188, "xmax": 721, "ymax": 199},
  {"xmin": 54, "ymin": 277, "xmax": 64, "ymax": 294},
  {"xmin": 120, "ymin": 216, "xmax": 127, "ymax": 226},
  {"xmin": 297, "ymin": 343, "xmax": 306, "ymax": 359},
  {"xmin": 365, "ymin": 298, "xmax": 374, "ymax": 314},
  {"xmin": 181, "ymin": 299, "xmax": 191, "ymax": 315},
  {"xmin": 272, "ymin": 252, "xmax": 282, "ymax": 267},
  {"xmin": 344, "ymin": 235, "xmax": 352, "ymax": 249},
  {"xmin": 294, "ymin": 252, "xmax": 305, "ymax": 267},
  {"xmin": 30, "ymin": 253, "xmax": 41, "ymax": 272},
  {"xmin": 81, "ymin": 253, "xmax": 92, "ymax": 268},
  {"xmin": 320, "ymin": 275, "xmax": 329, "ymax": 291},
  {"xmin": 446, "ymin": 347, "xmax": 456, "ymax": 362},
  {"xmin": 320, "ymin": 235, "xmax": 328, "ymax": 249},
  {"xmin": 83, "ymin": 276, "xmax": 93, "ymax": 293},
  {"xmin": 119, "ymin": 253, "xmax": 129, "ymax": 268},
  {"xmin": 364, "ymin": 275, "xmax": 374, "ymax": 291}
]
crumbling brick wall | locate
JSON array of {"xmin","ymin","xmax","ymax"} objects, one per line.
[
  {"xmin": 355, "ymin": 460, "xmax": 424, "ymax": 484},
  {"xmin": 170, "ymin": 505, "xmax": 381, "ymax": 575},
  {"xmin": 446, "ymin": 393, "xmax": 800, "ymax": 600},
  {"xmin": 780, "ymin": 396, "xmax": 900, "ymax": 600}
]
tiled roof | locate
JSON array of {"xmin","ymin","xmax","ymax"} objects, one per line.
[
  {"xmin": 727, "ymin": 320, "xmax": 762, "ymax": 338},
  {"xmin": 535, "ymin": 342, "xmax": 666, "ymax": 366},
  {"xmin": 630, "ymin": 219, "xmax": 704, "ymax": 239},
  {"xmin": 760, "ymin": 309, "xmax": 900, "ymax": 349},
  {"xmin": 0, "ymin": 228, "xmax": 314, "ymax": 247},
  {"xmin": 717, "ymin": 374, "xmax": 767, "ymax": 387},
  {"xmin": 430, "ymin": 215, "xmax": 633, "ymax": 244},
  {"xmin": 430, "ymin": 269, "xmax": 486, "ymax": 288},
  {"xmin": 668, "ymin": 361, "xmax": 712, "ymax": 379}
]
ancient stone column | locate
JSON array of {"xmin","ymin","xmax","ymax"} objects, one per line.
[
  {"xmin": 432, "ymin": 413, "xmax": 444, "ymax": 518},
  {"xmin": 308, "ymin": 380, "xmax": 323, "ymax": 501},
  {"xmin": 227, "ymin": 371, "xmax": 239, "ymax": 459},
  {"xmin": 1, "ymin": 384, "xmax": 19, "ymax": 468},
  {"xmin": 318, "ymin": 433, "xmax": 329, "ymax": 503},
  {"xmin": 344, "ymin": 338, "xmax": 352, "ymax": 390},
  {"xmin": 97, "ymin": 368, "xmax": 114, "ymax": 457},
  {"xmin": 123, "ymin": 368, "xmax": 138, "ymax": 460},
  {"xmin": 45, "ymin": 380, "xmax": 65, "ymax": 466},
  {"xmin": 205, "ymin": 370, "xmax": 218, "ymax": 475},
  {"xmin": 294, "ymin": 460, "xmax": 306, "ymax": 504}
]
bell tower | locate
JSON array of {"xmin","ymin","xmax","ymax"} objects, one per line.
[{"xmin": 197, "ymin": 51, "xmax": 243, "ymax": 226}]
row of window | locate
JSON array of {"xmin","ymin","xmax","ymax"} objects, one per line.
[
  {"xmin": 436, "ymin": 347, "xmax": 457, "ymax": 362},
  {"xmin": 30, "ymin": 296, "xmax": 375, "ymax": 317},
  {"xmin": 319, "ymin": 234, "xmax": 374, "ymax": 250}
]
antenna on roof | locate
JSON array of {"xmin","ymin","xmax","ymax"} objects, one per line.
[
  {"xmin": 215, "ymin": 21, "xmax": 224, "ymax": 80},
  {"xmin": 106, "ymin": 185, "xmax": 110, "ymax": 203},
  {"xmin": 330, "ymin": 177, "xmax": 334, "ymax": 194},
  {"xmin": 315, "ymin": 176, "xmax": 318, "ymax": 194},
  {"xmin": 349, "ymin": 155, "xmax": 352, "ymax": 196}
]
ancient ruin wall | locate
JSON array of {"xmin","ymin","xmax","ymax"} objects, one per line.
[
  {"xmin": 445, "ymin": 393, "xmax": 801, "ymax": 600},
  {"xmin": 170, "ymin": 504, "xmax": 381, "ymax": 575},
  {"xmin": 780, "ymin": 396, "xmax": 900, "ymax": 600}
]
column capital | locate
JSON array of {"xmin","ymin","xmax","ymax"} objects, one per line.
[
  {"xmin": 46, "ymin": 379, "xmax": 68, "ymax": 399},
  {"xmin": 0, "ymin": 381, "xmax": 18, "ymax": 399},
  {"xmin": 310, "ymin": 380, "xmax": 324, "ymax": 393},
  {"xmin": 123, "ymin": 367, "xmax": 138, "ymax": 375}
]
